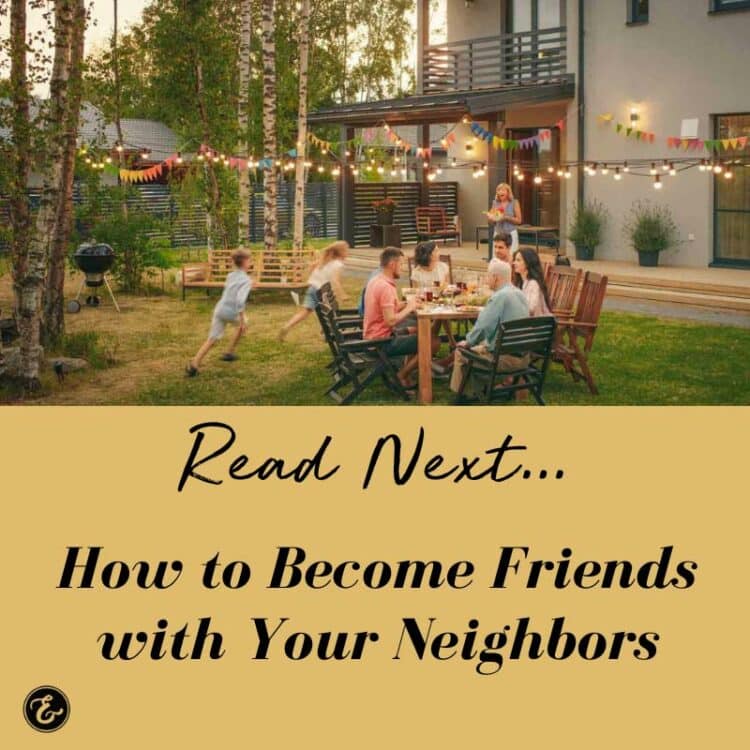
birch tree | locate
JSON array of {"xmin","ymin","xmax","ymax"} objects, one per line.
[
  {"xmin": 292, "ymin": 0, "xmax": 310, "ymax": 252},
  {"xmin": 261, "ymin": 0, "xmax": 277, "ymax": 252},
  {"xmin": 7, "ymin": 0, "xmax": 78, "ymax": 388},
  {"xmin": 237, "ymin": 0, "xmax": 253, "ymax": 248},
  {"xmin": 44, "ymin": 0, "xmax": 88, "ymax": 344},
  {"xmin": 6, "ymin": 0, "xmax": 33, "ymax": 384}
]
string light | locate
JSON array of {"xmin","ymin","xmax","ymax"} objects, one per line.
[
  {"xmin": 176, "ymin": 153, "xmax": 184, "ymax": 165},
  {"xmin": 377, "ymin": 162, "xmax": 385, "ymax": 174},
  {"xmin": 564, "ymin": 169, "xmax": 572, "ymax": 179},
  {"xmin": 724, "ymin": 168, "xmax": 733, "ymax": 180},
  {"xmin": 650, "ymin": 163, "xmax": 657, "ymax": 175},
  {"xmin": 623, "ymin": 162, "xmax": 630, "ymax": 173},
  {"xmin": 662, "ymin": 160, "xmax": 670, "ymax": 173},
  {"xmin": 654, "ymin": 174, "xmax": 663, "ymax": 190},
  {"xmin": 601, "ymin": 165, "xmax": 610, "ymax": 176},
  {"xmin": 614, "ymin": 167, "xmax": 622, "ymax": 181},
  {"xmin": 669, "ymin": 163, "xmax": 677, "ymax": 177},
  {"xmin": 533, "ymin": 173, "xmax": 542, "ymax": 185},
  {"xmin": 713, "ymin": 162, "xmax": 723, "ymax": 174}
]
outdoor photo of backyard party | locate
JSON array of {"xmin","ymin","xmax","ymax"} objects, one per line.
[{"xmin": 1, "ymin": 0, "xmax": 749, "ymax": 406}]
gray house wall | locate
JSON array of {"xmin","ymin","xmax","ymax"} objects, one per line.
[
  {"xmin": 435, "ymin": 0, "xmax": 749, "ymax": 267},
  {"xmin": 584, "ymin": 0, "xmax": 750, "ymax": 267}
]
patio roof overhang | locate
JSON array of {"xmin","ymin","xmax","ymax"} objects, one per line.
[{"xmin": 308, "ymin": 77, "xmax": 575, "ymax": 127}]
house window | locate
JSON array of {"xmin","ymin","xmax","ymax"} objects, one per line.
[
  {"xmin": 713, "ymin": 114, "xmax": 750, "ymax": 266},
  {"xmin": 627, "ymin": 0, "xmax": 649, "ymax": 23},
  {"xmin": 710, "ymin": 1, "xmax": 750, "ymax": 12}
]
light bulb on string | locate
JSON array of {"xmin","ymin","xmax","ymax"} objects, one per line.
[
  {"xmin": 713, "ymin": 162, "xmax": 723, "ymax": 174},
  {"xmin": 331, "ymin": 166, "xmax": 341, "ymax": 177},
  {"xmin": 317, "ymin": 165, "xmax": 325, "ymax": 173},
  {"xmin": 472, "ymin": 165, "xmax": 480, "ymax": 179},
  {"xmin": 176, "ymin": 153, "xmax": 184, "ymax": 165},
  {"xmin": 650, "ymin": 163, "xmax": 657, "ymax": 175},
  {"xmin": 436, "ymin": 166, "xmax": 443, "ymax": 176},
  {"xmin": 614, "ymin": 167, "xmax": 622, "ymax": 181},
  {"xmin": 451, "ymin": 157, "xmax": 457, "ymax": 168},
  {"xmin": 517, "ymin": 172, "xmax": 525, "ymax": 182},
  {"xmin": 377, "ymin": 162, "xmax": 385, "ymax": 174},
  {"xmin": 601, "ymin": 165, "xmax": 610, "ymax": 176},
  {"xmin": 724, "ymin": 168, "xmax": 734, "ymax": 180},
  {"xmin": 654, "ymin": 174, "xmax": 663, "ymax": 190},
  {"xmin": 352, "ymin": 167, "xmax": 359, "ymax": 176},
  {"xmin": 623, "ymin": 162, "xmax": 630, "ymax": 173},
  {"xmin": 698, "ymin": 159, "xmax": 707, "ymax": 172},
  {"xmin": 662, "ymin": 160, "xmax": 670, "ymax": 173},
  {"xmin": 556, "ymin": 169, "xmax": 564, "ymax": 177},
  {"xmin": 547, "ymin": 166, "xmax": 555, "ymax": 174},
  {"xmin": 534, "ymin": 173, "xmax": 542, "ymax": 185},
  {"xmin": 669, "ymin": 163, "xmax": 676, "ymax": 177},
  {"xmin": 564, "ymin": 169, "xmax": 572, "ymax": 179}
]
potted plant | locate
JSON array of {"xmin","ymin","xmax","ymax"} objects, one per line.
[
  {"xmin": 568, "ymin": 200, "xmax": 608, "ymax": 261},
  {"xmin": 372, "ymin": 197, "xmax": 397, "ymax": 226},
  {"xmin": 622, "ymin": 201, "xmax": 680, "ymax": 267}
]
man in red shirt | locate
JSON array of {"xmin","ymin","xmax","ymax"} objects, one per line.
[{"xmin": 364, "ymin": 247, "xmax": 439, "ymax": 389}]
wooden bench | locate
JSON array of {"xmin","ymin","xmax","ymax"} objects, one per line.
[
  {"xmin": 182, "ymin": 248, "xmax": 316, "ymax": 299},
  {"xmin": 416, "ymin": 207, "xmax": 462, "ymax": 246}
]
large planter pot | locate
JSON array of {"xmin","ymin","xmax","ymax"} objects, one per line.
[
  {"xmin": 574, "ymin": 244, "xmax": 595, "ymax": 261},
  {"xmin": 375, "ymin": 208, "xmax": 395, "ymax": 226},
  {"xmin": 637, "ymin": 249, "xmax": 660, "ymax": 267}
]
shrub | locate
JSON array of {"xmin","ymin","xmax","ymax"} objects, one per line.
[
  {"xmin": 60, "ymin": 331, "xmax": 118, "ymax": 369},
  {"xmin": 87, "ymin": 210, "xmax": 171, "ymax": 293},
  {"xmin": 568, "ymin": 200, "xmax": 609, "ymax": 248},
  {"xmin": 622, "ymin": 201, "xmax": 681, "ymax": 255}
]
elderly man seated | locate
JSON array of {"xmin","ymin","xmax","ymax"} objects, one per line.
[{"xmin": 450, "ymin": 259, "xmax": 530, "ymax": 400}]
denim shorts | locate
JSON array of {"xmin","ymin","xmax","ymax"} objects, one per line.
[{"xmin": 303, "ymin": 286, "xmax": 319, "ymax": 310}]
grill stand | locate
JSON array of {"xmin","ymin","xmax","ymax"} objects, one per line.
[{"xmin": 74, "ymin": 275, "xmax": 121, "ymax": 314}]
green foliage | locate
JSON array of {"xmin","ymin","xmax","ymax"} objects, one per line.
[
  {"xmin": 60, "ymin": 331, "xmax": 117, "ymax": 370},
  {"xmin": 568, "ymin": 200, "xmax": 609, "ymax": 248},
  {"xmin": 622, "ymin": 201, "xmax": 681, "ymax": 255}
]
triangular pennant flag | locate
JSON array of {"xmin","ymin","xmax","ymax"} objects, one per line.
[
  {"xmin": 721, "ymin": 139, "xmax": 731, "ymax": 150},
  {"xmin": 739, "ymin": 136, "xmax": 748, "ymax": 149},
  {"xmin": 616, "ymin": 123, "xmax": 623, "ymax": 133},
  {"xmin": 626, "ymin": 127, "xmax": 633, "ymax": 137},
  {"xmin": 598, "ymin": 113, "xmax": 614, "ymax": 122},
  {"xmin": 730, "ymin": 138, "xmax": 740, "ymax": 150}
]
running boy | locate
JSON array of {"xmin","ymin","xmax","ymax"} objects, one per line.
[{"xmin": 186, "ymin": 249, "xmax": 252, "ymax": 377}]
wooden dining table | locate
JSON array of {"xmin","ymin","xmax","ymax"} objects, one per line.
[{"xmin": 416, "ymin": 307, "xmax": 481, "ymax": 405}]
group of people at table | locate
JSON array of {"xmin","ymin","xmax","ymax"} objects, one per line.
[
  {"xmin": 187, "ymin": 180, "xmax": 551, "ymax": 401},
  {"xmin": 277, "ymin": 224, "xmax": 552, "ymax": 400}
]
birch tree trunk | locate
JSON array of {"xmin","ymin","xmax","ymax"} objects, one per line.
[
  {"xmin": 292, "ymin": 0, "xmax": 311, "ymax": 252},
  {"xmin": 44, "ymin": 0, "xmax": 87, "ymax": 345},
  {"xmin": 112, "ymin": 0, "xmax": 125, "ymax": 154},
  {"xmin": 261, "ymin": 0, "xmax": 278, "ymax": 253},
  {"xmin": 237, "ymin": 0, "xmax": 253, "ymax": 248},
  {"xmin": 10, "ymin": 0, "xmax": 75, "ymax": 388},
  {"xmin": 195, "ymin": 57, "xmax": 228, "ymax": 249},
  {"xmin": 8, "ymin": 0, "xmax": 33, "ymax": 382}
]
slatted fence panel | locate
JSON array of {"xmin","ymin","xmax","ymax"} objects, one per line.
[
  {"xmin": 248, "ymin": 181, "xmax": 339, "ymax": 243},
  {"xmin": 352, "ymin": 181, "xmax": 459, "ymax": 247}
]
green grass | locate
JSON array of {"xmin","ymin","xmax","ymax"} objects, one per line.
[{"xmin": 1, "ymin": 270, "xmax": 749, "ymax": 406}]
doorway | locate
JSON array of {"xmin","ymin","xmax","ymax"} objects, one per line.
[{"xmin": 506, "ymin": 127, "xmax": 561, "ymax": 231}]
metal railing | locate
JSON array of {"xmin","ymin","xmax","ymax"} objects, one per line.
[{"xmin": 422, "ymin": 26, "xmax": 568, "ymax": 93}]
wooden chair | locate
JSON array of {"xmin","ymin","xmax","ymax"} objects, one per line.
[
  {"xmin": 456, "ymin": 316, "xmax": 557, "ymax": 405},
  {"xmin": 318, "ymin": 282, "xmax": 363, "ymax": 333},
  {"xmin": 546, "ymin": 264, "xmax": 583, "ymax": 317},
  {"xmin": 407, "ymin": 254, "xmax": 454, "ymax": 286},
  {"xmin": 553, "ymin": 272, "xmax": 608, "ymax": 395},
  {"xmin": 315, "ymin": 295, "xmax": 411, "ymax": 406},
  {"xmin": 415, "ymin": 207, "xmax": 462, "ymax": 246}
]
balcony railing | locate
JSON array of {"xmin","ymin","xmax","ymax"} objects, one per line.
[{"xmin": 422, "ymin": 27, "xmax": 568, "ymax": 93}]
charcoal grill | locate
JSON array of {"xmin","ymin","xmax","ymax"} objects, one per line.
[{"xmin": 68, "ymin": 242, "xmax": 120, "ymax": 313}]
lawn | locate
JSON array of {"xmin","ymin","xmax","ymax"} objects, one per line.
[{"xmin": 1, "ymin": 265, "xmax": 749, "ymax": 405}]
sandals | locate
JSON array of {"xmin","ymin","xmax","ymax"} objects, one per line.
[{"xmin": 185, "ymin": 365, "xmax": 199, "ymax": 378}]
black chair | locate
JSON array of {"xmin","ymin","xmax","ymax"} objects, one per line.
[
  {"xmin": 318, "ymin": 282, "xmax": 362, "ymax": 332},
  {"xmin": 315, "ymin": 296, "xmax": 411, "ymax": 406},
  {"xmin": 456, "ymin": 316, "xmax": 557, "ymax": 405}
]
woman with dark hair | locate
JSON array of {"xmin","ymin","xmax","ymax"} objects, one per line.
[
  {"xmin": 513, "ymin": 248, "xmax": 552, "ymax": 317},
  {"xmin": 411, "ymin": 241, "xmax": 450, "ymax": 289}
]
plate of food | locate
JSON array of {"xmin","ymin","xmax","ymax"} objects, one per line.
[{"xmin": 485, "ymin": 208, "xmax": 505, "ymax": 223}]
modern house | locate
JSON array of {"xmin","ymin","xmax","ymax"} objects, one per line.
[{"xmin": 310, "ymin": 0, "xmax": 750, "ymax": 269}]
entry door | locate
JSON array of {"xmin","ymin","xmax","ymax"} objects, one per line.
[
  {"xmin": 714, "ymin": 114, "xmax": 750, "ymax": 267},
  {"xmin": 507, "ymin": 127, "xmax": 561, "ymax": 231}
]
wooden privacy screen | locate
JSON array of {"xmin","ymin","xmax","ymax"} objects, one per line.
[{"xmin": 353, "ymin": 182, "xmax": 459, "ymax": 247}]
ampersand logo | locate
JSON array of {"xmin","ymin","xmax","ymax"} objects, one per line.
[{"xmin": 23, "ymin": 686, "xmax": 70, "ymax": 733}]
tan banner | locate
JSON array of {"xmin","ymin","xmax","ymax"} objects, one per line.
[{"xmin": 0, "ymin": 408, "xmax": 746, "ymax": 747}]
